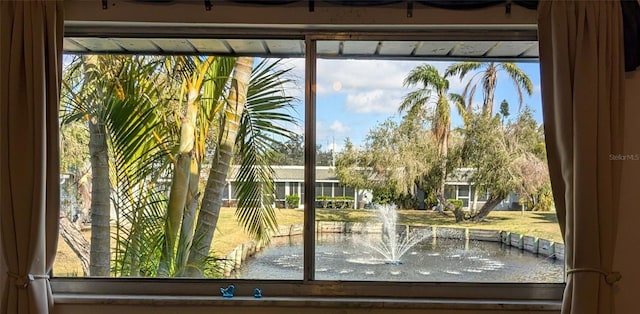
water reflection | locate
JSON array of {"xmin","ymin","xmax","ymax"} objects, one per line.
[{"xmin": 235, "ymin": 233, "xmax": 564, "ymax": 282}]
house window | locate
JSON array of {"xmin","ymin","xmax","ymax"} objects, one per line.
[
  {"xmin": 276, "ymin": 182, "xmax": 287, "ymax": 200},
  {"xmin": 458, "ymin": 185, "xmax": 470, "ymax": 197},
  {"xmin": 54, "ymin": 33, "xmax": 563, "ymax": 300}
]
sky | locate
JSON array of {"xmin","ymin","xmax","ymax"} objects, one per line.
[{"xmin": 280, "ymin": 58, "xmax": 543, "ymax": 152}]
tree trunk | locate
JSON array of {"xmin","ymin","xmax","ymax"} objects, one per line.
[
  {"xmin": 482, "ymin": 63, "xmax": 497, "ymax": 116},
  {"xmin": 157, "ymin": 86, "xmax": 199, "ymax": 277},
  {"xmin": 89, "ymin": 120, "xmax": 111, "ymax": 276},
  {"xmin": 59, "ymin": 217, "xmax": 90, "ymax": 276},
  {"xmin": 76, "ymin": 166, "xmax": 92, "ymax": 224},
  {"xmin": 470, "ymin": 186, "xmax": 479, "ymax": 212},
  {"xmin": 472, "ymin": 194, "xmax": 504, "ymax": 222},
  {"xmin": 183, "ymin": 57, "xmax": 254, "ymax": 277},
  {"xmin": 175, "ymin": 159, "xmax": 200, "ymax": 274}
]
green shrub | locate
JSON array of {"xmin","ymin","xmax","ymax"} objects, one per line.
[
  {"xmin": 447, "ymin": 199, "xmax": 463, "ymax": 210},
  {"xmin": 286, "ymin": 194, "xmax": 300, "ymax": 209}
]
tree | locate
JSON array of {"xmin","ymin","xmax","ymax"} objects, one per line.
[
  {"xmin": 271, "ymin": 133, "xmax": 304, "ymax": 165},
  {"xmin": 451, "ymin": 107, "xmax": 551, "ymax": 222},
  {"xmin": 499, "ymin": 99, "xmax": 510, "ymax": 125},
  {"xmin": 445, "ymin": 62, "xmax": 533, "ymax": 116},
  {"xmin": 61, "ymin": 55, "xmax": 166, "ymax": 276},
  {"xmin": 156, "ymin": 56, "xmax": 233, "ymax": 277},
  {"xmin": 399, "ymin": 64, "xmax": 451, "ymax": 159},
  {"xmin": 398, "ymin": 64, "xmax": 461, "ymax": 207},
  {"xmin": 334, "ymin": 118, "xmax": 438, "ymax": 209},
  {"xmin": 512, "ymin": 152, "xmax": 552, "ymax": 211},
  {"xmin": 316, "ymin": 144, "xmax": 334, "ymax": 166},
  {"xmin": 506, "ymin": 108, "xmax": 552, "ymax": 211},
  {"xmin": 453, "ymin": 113, "xmax": 516, "ymax": 222},
  {"xmin": 183, "ymin": 58, "xmax": 298, "ymax": 277},
  {"xmin": 507, "ymin": 106, "xmax": 546, "ymax": 160},
  {"xmin": 59, "ymin": 120, "xmax": 91, "ymax": 223},
  {"xmin": 61, "ymin": 55, "xmax": 299, "ymax": 278}
]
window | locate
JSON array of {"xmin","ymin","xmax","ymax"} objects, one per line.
[{"xmin": 53, "ymin": 34, "xmax": 563, "ymax": 301}]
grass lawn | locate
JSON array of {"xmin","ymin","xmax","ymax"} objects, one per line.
[{"xmin": 53, "ymin": 208, "xmax": 562, "ymax": 277}]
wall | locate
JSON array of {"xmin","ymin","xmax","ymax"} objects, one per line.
[
  {"xmin": 53, "ymin": 305, "xmax": 554, "ymax": 314},
  {"xmin": 613, "ymin": 70, "xmax": 640, "ymax": 314},
  {"xmin": 63, "ymin": 0, "xmax": 537, "ymax": 29}
]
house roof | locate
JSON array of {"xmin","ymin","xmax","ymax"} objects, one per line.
[
  {"xmin": 445, "ymin": 167, "xmax": 475, "ymax": 185},
  {"xmin": 227, "ymin": 165, "xmax": 338, "ymax": 182},
  {"xmin": 227, "ymin": 165, "xmax": 476, "ymax": 184}
]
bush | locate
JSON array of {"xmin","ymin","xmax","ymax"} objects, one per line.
[
  {"xmin": 447, "ymin": 199, "xmax": 463, "ymax": 210},
  {"xmin": 285, "ymin": 194, "xmax": 300, "ymax": 209},
  {"xmin": 371, "ymin": 188, "xmax": 418, "ymax": 209}
]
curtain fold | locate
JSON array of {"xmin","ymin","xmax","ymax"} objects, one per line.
[
  {"xmin": 538, "ymin": 1, "xmax": 624, "ymax": 314},
  {"xmin": 0, "ymin": 1, "xmax": 64, "ymax": 313}
]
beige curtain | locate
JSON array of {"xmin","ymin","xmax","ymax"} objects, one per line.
[
  {"xmin": 538, "ymin": 1, "xmax": 624, "ymax": 314},
  {"xmin": 0, "ymin": 1, "xmax": 64, "ymax": 313}
]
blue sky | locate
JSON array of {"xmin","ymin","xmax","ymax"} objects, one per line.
[{"xmin": 282, "ymin": 58, "xmax": 543, "ymax": 152}]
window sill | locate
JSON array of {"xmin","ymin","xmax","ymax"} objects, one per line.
[{"xmin": 54, "ymin": 294, "xmax": 561, "ymax": 311}]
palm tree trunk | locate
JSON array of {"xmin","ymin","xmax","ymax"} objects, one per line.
[
  {"xmin": 482, "ymin": 63, "xmax": 497, "ymax": 116},
  {"xmin": 157, "ymin": 89, "xmax": 199, "ymax": 277},
  {"xmin": 175, "ymin": 159, "xmax": 200, "ymax": 273},
  {"xmin": 89, "ymin": 120, "xmax": 111, "ymax": 276},
  {"xmin": 183, "ymin": 57, "xmax": 254, "ymax": 277}
]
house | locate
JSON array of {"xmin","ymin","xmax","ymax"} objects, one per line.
[
  {"xmin": 444, "ymin": 168, "xmax": 520, "ymax": 211},
  {"xmin": 223, "ymin": 165, "xmax": 369, "ymax": 209},
  {"xmin": 2, "ymin": 1, "xmax": 639, "ymax": 314},
  {"xmin": 223, "ymin": 166, "xmax": 519, "ymax": 210}
]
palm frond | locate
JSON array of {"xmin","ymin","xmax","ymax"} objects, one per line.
[
  {"xmin": 500, "ymin": 62, "xmax": 534, "ymax": 111},
  {"xmin": 233, "ymin": 59, "xmax": 299, "ymax": 242},
  {"xmin": 449, "ymin": 93, "xmax": 469, "ymax": 125},
  {"xmin": 444, "ymin": 62, "xmax": 482, "ymax": 79},
  {"xmin": 103, "ymin": 56, "xmax": 173, "ymax": 277}
]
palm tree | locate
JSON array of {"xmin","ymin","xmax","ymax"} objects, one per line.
[
  {"xmin": 61, "ymin": 55, "xmax": 167, "ymax": 276},
  {"xmin": 398, "ymin": 64, "xmax": 457, "ymax": 201},
  {"xmin": 183, "ymin": 57, "xmax": 298, "ymax": 277},
  {"xmin": 156, "ymin": 56, "xmax": 236, "ymax": 277},
  {"xmin": 445, "ymin": 62, "xmax": 533, "ymax": 116},
  {"xmin": 62, "ymin": 54, "xmax": 298, "ymax": 278}
]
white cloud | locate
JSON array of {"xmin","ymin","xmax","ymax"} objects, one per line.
[
  {"xmin": 329, "ymin": 120, "xmax": 350, "ymax": 133},
  {"xmin": 316, "ymin": 119, "xmax": 353, "ymax": 150},
  {"xmin": 273, "ymin": 58, "xmax": 470, "ymax": 107},
  {"xmin": 344, "ymin": 89, "xmax": 405, "ymax": 114},
  {"xmin": 327, "ymin": 142, "xmax": 344, "ymax": 153},
  {"xmin": 316, "ymin": 59, "xmax": 417, "ymax": 94}
]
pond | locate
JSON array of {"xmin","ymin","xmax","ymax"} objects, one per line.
[{"xmin": 235, "ymin": 233, "xmax": 565, "ymax": 282}]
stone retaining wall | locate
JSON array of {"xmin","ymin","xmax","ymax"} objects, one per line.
[{"xmin": 220, "ymin": 222, "xmax": 565, "ymax": 277}]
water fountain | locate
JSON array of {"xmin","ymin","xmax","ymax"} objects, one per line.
[
  {"xmin": 358, "ymin": 204, "xmax": 428, "ymax": 265},
  {"xmin": 235, "ymin": 204, "xmax": 565, "ymax": 282}
]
